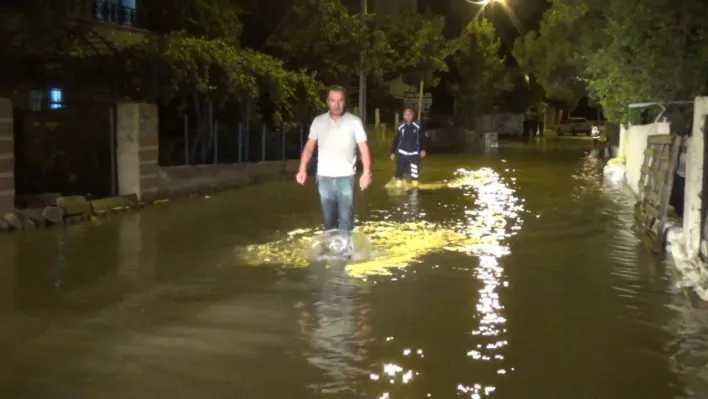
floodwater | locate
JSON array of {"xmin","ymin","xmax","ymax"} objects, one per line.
[{"xmin": 1, "ymin": 137, "xmax": 707, "ymax": 398}]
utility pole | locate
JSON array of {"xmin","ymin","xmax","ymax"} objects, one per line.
[{"xmin": 359, "ymin": 0, "xmax": 367, "ymax": 123}]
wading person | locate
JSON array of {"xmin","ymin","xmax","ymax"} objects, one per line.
[
  {"xmin": 390, "ymin": 108, "xmax": 427, "ymax": 187},
  {"xmin": 296, "ymin": 86, "xmax": 372, "ymax": 232},
  {"xmin": 591, "ymin": 125, "xmax": 601, "ymax": 147}
]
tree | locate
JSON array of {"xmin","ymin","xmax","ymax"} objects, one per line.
[
  {"xmin": 267, "ymin": 3, "xmax": 451, "ymax": 113},
  {"xmin": 374, "ymin": 12, "xmax": 452, "ymax": 116},
  {"xmin": 141, "ymin": 32, "xmax": 323, "ymax": 158},
  {"xmin": 511, "ymin": 0, "xmax": 602, "ymax": 108},
  {"xmin": 584, "ymin": 0, "xmax": 708, "ymax": 122},
  {"xmin": 142, "ymin": 0, "xmax": 244, "ymax": 46},
  {"xmin": 513, "ymin": 0, "xmax": 708, "ymax": 123},
  {"xmin": 265, "ymin": 0, "xmax": 363, "ymax": 92},
  {"xmin": 449, "ymin": 17, "xmax": 512, "ymax": 125}
]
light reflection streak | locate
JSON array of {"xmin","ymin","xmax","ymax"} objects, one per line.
[{"xmin": 449, "ymin": 168, "xmax": 523, "ymax": 397}]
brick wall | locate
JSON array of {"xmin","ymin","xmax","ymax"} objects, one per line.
[
  {"xmin": 0, "ymin": 98, "xmax": 14, "ymax": 213},
  {"xmin": 137, "ymin": 104, "xmax": 158, "ymax": 199}
]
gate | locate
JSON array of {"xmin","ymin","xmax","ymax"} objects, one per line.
[
  {"xmin": 634, "ymin": 134, "xmax": 681, "ymax": 252},
  {"xmin": 13, "ymin": 103, "xmax": 116, "ymax": 199}
]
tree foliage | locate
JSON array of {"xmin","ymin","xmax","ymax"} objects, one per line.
[
  {"xmin": 511, "ymin": 0, "xmax": 600, "ymax": 108},
  {"xmin": 375, "ymin": 12, "xmax": 452, "ymax": 87},
  {"xmin": 148, "ymin": 32, "xmax": 323, "ymax": 126},
  {"xmin": 266, "ymin": 0, "xmax": 363, "ymax": 90},
  {"xmin": 450, "ymin": 18, "xmax": 512, "ymax": 124},
  {"xmin": 266, "ymin": 1, "xmax": 452, "ymax": 102},
  {"xmin": 514, "ymin": 0, "xmax": 708, "ymax": 123},
  {"xmin": 584, "ymin": 0, "xmax": 708, "ymax": 122},
  {"xmin": 142, "ymin": 0, "xmax": 244, "ymax": 46}
]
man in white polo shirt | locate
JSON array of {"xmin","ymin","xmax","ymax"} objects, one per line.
[{"xmin": 296, "ymin": 86, "xmax": 372, "ymax": 231}]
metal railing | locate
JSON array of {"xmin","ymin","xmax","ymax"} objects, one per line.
[
  {"xmin": 159, "ymin": 115, "xmax": 308, "ymax": 167},
  {"xmin": 94, "ymin": 0, "xmax": 137, "ymax": 27},
  {"xmin": 64, "ymin": 0, "xmax": 140, "ymax": 27}
]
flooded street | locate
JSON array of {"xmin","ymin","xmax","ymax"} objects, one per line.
[{"xmin": 1, "ymin": 138, "xmax": 708, "ymax": 398}]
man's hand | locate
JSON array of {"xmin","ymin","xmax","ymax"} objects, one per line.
[
  {"xmin": 359, "ymin": 173, "xmax": 372, "ymax": 191},
  {"xmin": 390, "ymin": 153, "xmax": 395, "ymax": 160},
  {"xmin": 296, "ymin": 170, "xmax": 308, "ymax": 185},
  {"xmin": 420, "ymin": 150, "xmax": 427, "ymax": 158}
]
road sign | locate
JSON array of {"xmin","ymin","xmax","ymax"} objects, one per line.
[
  {"xmin": 404, "ymin": 92, "xmax": 432, "ymax": 104},
  {"xmin": 403, "ymin": 92, "xmax": 432, "ymax": 112}
]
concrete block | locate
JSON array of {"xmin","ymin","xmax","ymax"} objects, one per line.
[
  {"xmin": 41, "ymin": 206, "xmax": 65, "ymax": 225},
  {"xmin": 56, "ymin": 196, "xmax": 92, "ymax": 216},
  {"xmin": 0, "ymin": 218, "xmax": 10, "ymax": 232},
  {"xmin": 90, "ymin": 194, "xmax": 139, "ymax": 215},
  {"xmin": 16, "ymin": 209, "xmax": 44, "ymax": 228},
  {"xmin": 2, "ymin": 213, "xmax": 22, "ymax": 230}
]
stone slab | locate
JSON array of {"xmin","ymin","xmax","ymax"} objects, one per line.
[
  {"xmin": 90, "ymin": 194, "xmax": 139, "ymax": 215},
  {"xmin": 41, "ymin": 206, "xmax": 65, "ymax": 225},
  {"xmin": 2, "ymin": 213, "xmax": 22, "ymax": 230},
  {"xmin": 56, "ymin": 196, "xmax": 92, "ymax": 216}
]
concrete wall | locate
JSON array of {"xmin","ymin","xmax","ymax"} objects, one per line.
[
  {"xmin": 116, "ymin": 103, "xmax": 159, "ymax": 201},
  {"xmin": 426, "ymin": 127, "xmax": 482, "ymax": 152},
  {"xmin": 684, "ymin": 97, "xmax": 708, "ymax": 258},
  {"xmin": 620, "ymin": 121, "xmax": 670, "ymax": 195},
  {"xmin": 157, "ymin": 160, "xmax": 300, "ymax": 197},
  {"xmin": 0, "ymin": 98, "xmax": 13, "ymax": 213},
  {"xmin": 473, "ymin": 113, "xmax": 524, "ymax": 136}
]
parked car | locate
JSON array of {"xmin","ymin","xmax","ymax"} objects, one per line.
[{"xmin": 557, "ymin": 117, "xmax": 592, "ymax": 136}]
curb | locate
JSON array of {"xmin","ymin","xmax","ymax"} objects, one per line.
[
  {"xmin": 0, "ymin": 194, "xmax": 155, "ymax": 233},
  {"xmin": 1, "ymin": 166, "xmax": 299, "ymax": 234}
]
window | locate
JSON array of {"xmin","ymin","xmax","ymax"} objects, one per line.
[
  {"xmin": 95, "ymin": 0, "xmax": 137, "ymax": 27},
  {"xmin": 49, "ymin": 88, "xmax": 63, "ymax": 109},
  {"xmin": 29, "ymin": 89, "xmax": 43, "ymax": 111}
]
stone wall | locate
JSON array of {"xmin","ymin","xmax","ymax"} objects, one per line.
[
  {"xmin": 157, "ymin": 160, "xmax": 300, "ymax": 197},
  {"xmin": 0, "ymin": 98, "xmax": 13, "ymax": 214}
]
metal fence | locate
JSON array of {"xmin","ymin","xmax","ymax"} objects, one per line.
[
  {"xmin": 14, "ymin": 103, "xmax": 117, "ymax": 198},
  {"xmin": 159, "ymin": 113, "xmax": 307, "ymax": 167}
]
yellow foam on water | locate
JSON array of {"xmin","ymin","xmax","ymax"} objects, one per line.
[
  {"xmin": 241, "ymin": 220, "xmax": 485, "ymax": 278},
  {"xmin": 239, "ymin": 168, "xmax": 522, "ymax": 279}
]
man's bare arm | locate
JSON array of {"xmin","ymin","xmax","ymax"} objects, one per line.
[
  {"xmin": 299, "ymin": 139, "xmax": 317, "ymax": 172},
  {"xmin": 358, "ymin": 141, "xmax": 372, "ymax": 174}
]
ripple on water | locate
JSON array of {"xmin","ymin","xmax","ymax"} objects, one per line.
[{"xmin": 246, "ymin": 167, "xmax": 524, "ymax": 396}]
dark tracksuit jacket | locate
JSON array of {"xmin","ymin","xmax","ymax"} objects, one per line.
[{"xmin": 391, "ymin": 121, "xmax": 428, "ymax": 181}]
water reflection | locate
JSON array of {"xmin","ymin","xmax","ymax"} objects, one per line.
[
  {"xmin": 449, "ymin": 168, "xmax": 522, "ymax": 397},
  {"xmin": 244, "ymin": 167, "xmax": 523, "ymax": 397},
  {"xmin": 301, "ymin": 261, "xmax": 373, "ymax": 394},
  {"xmin": 666, "ymin": 293, "xmax": 708, "ymax": 397},
  {"xmin": 0, "ymin": 238, "xmax": 15, "ymax": 315}
]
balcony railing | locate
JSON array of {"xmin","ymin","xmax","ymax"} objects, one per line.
[
  {"xmin": 94, "ymin": 0, "xmax": 137, "ymax": 27},
  {"xmin": 65, "ymin": 0, "xmax": 142, "ymax": 29}
]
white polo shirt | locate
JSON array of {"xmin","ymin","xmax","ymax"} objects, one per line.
[{"xmin": 308, "ymin": 111, "xmax": 368, "ymax": 177}]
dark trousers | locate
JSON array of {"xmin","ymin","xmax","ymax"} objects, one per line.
[
  {"xmin": 395, "ymin": 154, "xmax": 421, "ymax": 181},
  {"xmin": 316, "ymin": 175, "xmax": 356, "ymax": 231}
]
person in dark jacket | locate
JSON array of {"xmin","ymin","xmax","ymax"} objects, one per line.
[{"xmin": 390, "ymin": 108, "xmax": 428, "ymax": 187}]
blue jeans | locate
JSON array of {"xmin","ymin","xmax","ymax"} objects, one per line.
[{"xmin": 317, "ymin": 175, "xmax": 356, "ymax": 231}]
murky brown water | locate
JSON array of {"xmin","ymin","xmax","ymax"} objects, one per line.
[{"xmin": 1, "ymin": 137, "xmax": 707, "ymax": 398}]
